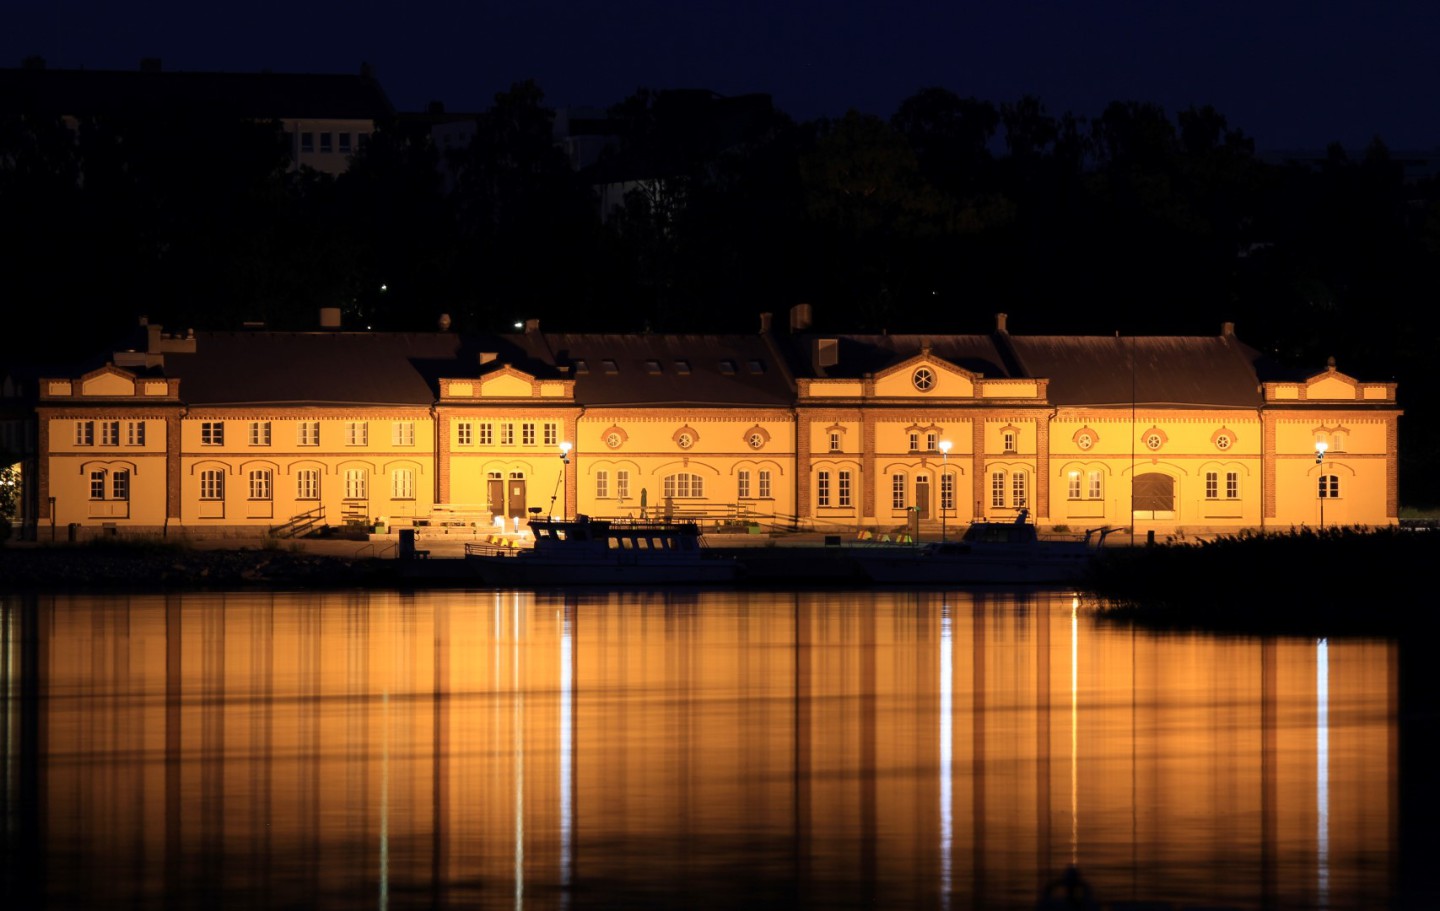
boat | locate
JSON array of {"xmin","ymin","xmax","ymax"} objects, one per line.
[
  {"xmin": 464, "ymin": 515, "xmax": 741, "ymax": 585},
  {"xmin": 852, "ymin": 510, "xmax": 1106, "ymax": 585}
]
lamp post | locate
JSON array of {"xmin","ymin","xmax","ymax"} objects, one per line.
[
  {"xmin": 558, "ymin": 442, "xmax": 573, "ymax": 520},
  {"xmin": 938, "ymin": 439, "xmax": 952, "ymax": 542},
  {"xmin": 1314, "ymin": 440, "xmax": 1328, "ymax": 527}
]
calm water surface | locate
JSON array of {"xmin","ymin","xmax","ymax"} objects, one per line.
[{"xmin": 0, "ymin": 589, "xmax": 1414, "ymax": 909}]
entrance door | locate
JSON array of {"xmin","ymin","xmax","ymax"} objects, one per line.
[
  {"xmin": 1132, "ymin": 472, "xmax": 1175, "ymax": 519},
  {"xmin": 915, "ymin": 475, "xmax": 931, "ymax": 519},
  {"xmin": 507, "ymin": 474, "xmax": 527, "ymax": 519},
  {"xmin": 487, "ymin": 475, "xmax": 504, "ymax": 517}
]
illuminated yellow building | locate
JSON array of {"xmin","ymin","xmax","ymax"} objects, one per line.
[{"xmin": 29, "ymin": 310, "xmax": 1399, "ymax": 540}]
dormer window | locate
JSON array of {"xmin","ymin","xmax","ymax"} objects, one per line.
[
  {"xmin": 645, "ymin": 360, "xmax": 662, "ymax": 374},
  {"xmin": 674, "ymin": 360, "xmax": 691, "ymax": 374},
  {"xmin": 573, "ymin": 359, "xmax": 589, "ymax": 375},
  {"xmin": 719, "ymin": 360, "xmax": 736, "ymax": 375},
  {"xmin": 602, "ymin": 359, "xmax": 618, "ymax": 374}
]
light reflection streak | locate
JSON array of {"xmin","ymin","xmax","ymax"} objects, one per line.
[
  {"xmin": 939, "ymin": 604, "xmax": 952, "ymax": 910},
  {"xmin": 379, "ymin": 690, "xmax": 390, "ymax": 911},
  {"xmin": 1317, "ymin": 638, "xmax": 1330, "ymax": 906},
  {"xmin": 1070, "ymin": 597, "xmax": 1078, "ymax": 865},
  {"xmin": 560, "ymin": 607, "xmax": 573, "ymax": 901},
  {"xmin": 514, "ymin": 595, "xmax": 525, "ymax": 909}
]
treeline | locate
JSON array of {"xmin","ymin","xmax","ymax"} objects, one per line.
[{"xmin": 4, "ymin": 82, "xmax": 1439, "ymax": 499}]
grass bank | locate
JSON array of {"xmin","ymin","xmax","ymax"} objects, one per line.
[{"xmin": 1084, "ymin": 526, "xmax": 1436, "ymax": 637}]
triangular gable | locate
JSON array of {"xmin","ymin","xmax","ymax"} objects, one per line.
[
  {"xmin": 79, "ymin": 365, "xmax": 141, "ymax": 397},
  {"xmin": 1266, "ymin": 364, "xmax": 1394, "ymax": 403},
  {"xmin": 871, "ymin": 348, "xmax": 980, "ymax": 399},
  {"xmin": 441, "ymin": 364, "xmax": 575, "ymax": 401}
]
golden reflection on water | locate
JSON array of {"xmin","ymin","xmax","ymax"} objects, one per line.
[{"xmin": 0, "ymin": 589, "xmax": 1397, "ymax": 910}]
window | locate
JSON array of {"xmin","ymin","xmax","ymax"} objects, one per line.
[
  {"xmin": 1145, "ymin": 433, "xmax": 1163, "ymax": 451},
  {"xmin": 249, "ymin": 421, "xmax": 271, "ymax": 446},
  {"xmin": 912, "ymin": 367, "xmax": 935, "ymax": 391},
  {"xmin": 201, "ymin": 422, "xmax": 224, "ymax": 445},
  {"xmin": 100, "ymin": 421, "xmax": 120, "ymax": 446},
  {"xmin": 347, "ymin": 422, "xmax": 368, "ymax": 446},
  {"xmin": 1011, "ymin": 472, "xmax": 1028, "ymax": 508},
  {"xmin": 676, "ymin": 432, "xmax": 694, "ymax": 450},
  {"xmin": 111, "ymin": 470, "xmax": 129, "ymax": 501},
  {"xmin": 923, "ymin": 432, "xmax": 935, "ymax": 452},
  {"xmin": 940, "ymin": 472, "xmax": 953, "ymax": 510},
  {"xmin": 1205, "ymin": 471, "xmax": 1219, "ymax": 500},
  {"xmin": 1318, "ymin": 475, "xmax": 1339, "ymax": 499},
  {"xmin": 320, "ymin": 132, "xmax": 332, "ymax": 153},
  {"xmin": 249, "ymin": 469, "xmax": 272, "ymax": 500},
  {"xmin": 616, "ymin": 470, "xmax": 630, "ymax": 500},
  {"xmin": 90, "ymin": 470, "xmax": 106, "ymax": 499},
  {"xmin": 522, "ymin": 423, "xmax": 536, "ymax": 446},
  {"xmin": 457, "ymin": 422, "xmax": 473, "ymax": 446},
  {"xmin": 480, "ymin": 423, "xmax": 494, "ymax": 445},
  {"xmin": 1076, "ymin": 431, "xmax": 1094, "ymax": 451},
  {"xmin": 663, "ymin": 473, "xmax": 704, "ymax": 498},
  {"xmin": 991, "ymin": 472, "xmax": 1006, "ymax": 509},
  {"xmin": 393, "ymin": 422, "xmax": 415, "ymax": 446},
  {"xmin": 908, "ymin": 431, "xmax": 919, "ymax": 452},
  {"xmin": 759, "ymin": 470, "xmax": 772, "ymax": 499},
  {"xmin": 298, "ymin": 422, "xmax": 319, "ymax": 446},
  {"xmin": 127, "ymin": 421, "xmax": 146, "ymax": 446},
  {"xmin": 645, "ymin": 360, "xmax": 662, "ymax": 375},
  {"xmin": 817, "ymin": 470, "xmax": 831, "ymax": 507},
  {"xmin": 1088, "ymin": 471, "xmax": 1103, "ymax": 500},
  {"xmin": 738, "ymin": 470, "xmax": 751, "ymax": 499},
  {"xmin": 345, "ymin": 469, "xmax": 367, "ymax": 499},
  {"xmin": 748, "ymin": 433, "xmax": 765, "ymax": 450},
  {"xmin": 300, "ymin": 132, "xmax": 314, "ymax": 153},
  {"xmin": 1226, "ymin": 471, "xmax": 1239, "ymax": 499},
  {"xmin": 893, "ymin": 474, "xmax": 907, "ymax": 509},
  {"xmin": 200, "ymin": 469, "xmax": 224, "ymax": 500},
  {"xmin": 392, "ymin": 469, "xmax": 415, "ymax": 500},
  {"xmin": 339, "ymin": 132, "xmax": 352, "ymax": 154},
  {"xmin": 829, "ymin": 432, "xmax": 842, "ymax": 452},
  {"xmin": 1068, "ymin": 472, "xmax": 1082, "ymax": 499},
  {"xmin": 501, "ymin": 424, "xmax": 515, "ymax": 446},
  {"xmin": 544, "ymin": 423, "xmax": 558, "ymax": 446},
  {"xmin": 1003, "ymin": 430, "xmax": 1016, "ymax": 453},
  {"xmin": 1215, "ymin": 433, "xmax": 1232, "ymax": 451},
  {"xmin": 838, "ymin": 470, "xmax": 852, "ymax": 507},
  {"xmin": 1330, "ymin": 431, "xmax": 1346, "ymax": 452},
  {"xmin": 75, "ymin": 421, "xmax": 94, "ymax": 446},
  {"xmin": 602, "ymin": 360, "xmax": 618, "ymax": 374},
  {"xmin": 297, "ymin": 470, "xmax": 319, "ymax": 500},
  {"xmin": 596, "ymin": 470, "xmax": 610, "ymax": 499}
]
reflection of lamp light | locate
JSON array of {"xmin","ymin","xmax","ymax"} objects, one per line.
[
  {"xmin": 1315, "ymin": 441, "xmax": 1328, "ymax": 526},
  {"xmin": 938, "ymin": 440, "xmax": 952, "ymax": 542},
  {"xmin": 559, "ymin": 442, "xmax": 573, "ymax": 521}
]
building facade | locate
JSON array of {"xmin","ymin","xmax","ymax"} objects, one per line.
[{"xmin": 25, "ymin": 312, "xmax": 1401, "ymax": 541}]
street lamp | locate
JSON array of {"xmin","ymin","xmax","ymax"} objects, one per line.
[
  {"xmin": 559, "ymin": 442, "xmax": 572, "ymax": 521},
  {"xmin": 1315, "ymin": 440, "xmax": 1328, "ymax": 527},
  {"xmin": 938, "ymin": 439, "xmax": 952, "ymax": 542}
]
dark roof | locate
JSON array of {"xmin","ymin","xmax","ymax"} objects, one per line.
[
  {"xmin": 163, "ymin": 332, "xmax": 539, "ymax": 405},
  {"xmin": 545, "ymin": 333, "xmax": 795, "ymax": 407},
  {"xmin": 787, "ymin": 334, "xmax": 1013, "ymax": 380},
  {"xmin": 0, "ymin": 67, "xmax": 394, "ymax": 120},
  {"xmin": 1005, "ymin": 334, "xmax": 1266, "ymax": 407}
]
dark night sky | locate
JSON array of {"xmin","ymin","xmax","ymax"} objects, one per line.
[{"xmin": 6, "ymin": 0, "xmax": 1440, "ymax": 152}]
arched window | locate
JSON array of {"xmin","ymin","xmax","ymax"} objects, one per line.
[{"xmin": 663, "ymin": 473, "xmax": 704, "ymax": 498}]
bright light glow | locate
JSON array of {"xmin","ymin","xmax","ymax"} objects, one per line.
[
  {"xmin": 938, "ymin": 439, "xmax": 952, "ymax": 455},
  {"xmin": 1315, "ymin": 441, "xmax": 1328, "ymax": 454},
  {"xmin": 560, "ymin": 441, "xmax": 573, "ymax": 455},
  {"xmin": 494, "ymin": 515, "xmax": 506, "ymax": 529}
]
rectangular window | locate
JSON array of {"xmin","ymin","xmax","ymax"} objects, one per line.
[
  {"xmin": 616, "ymin": 470, "xmax": 630, "ymax": 500},
  {"xmin": 200, "ymin": 469, "xmax": 224, "ymax": 500},
  {"xmin": 345, "ymin": 469, "xmax": 367, "ymax": 499},
  {"xmin": 522, "ymin": 423, "xmax": 536, "ymax": 446},
  {"xmin": 926, "ymin": 432, "xmax": 937, "ymax": 452},
  {"xmin": 479, "ymin": 423, "xmax": 494, "ymax": 445},
  {"xmin": 501, "ymin": 424, "xmax": 515, "ymax": 446},
  {"xmin": 111, "ymin": 470, "xmax": 129, "ymax": 501},
  {"xmin": 738, "ymin": 470, "xmax": 751, "ymax": 499},
  {"xmin": 544, "ymin": 423, "xmax": 558, "ymax": 447},
  {"xmin": 90, "ymin": 470, "xmax": 106, "ymax": 499},
  {"xmin": 320, "ymin": 132, "xmax": 332, "ymax": 153},
  {"xmin": 457, "ymin": 422, "xmax": 473, "ymax": 446},
  {"xmin": 1011, "ymin": 471, "xmax": 1028, "ymax": 508},
  {"xmin": 829, "ymin": 432, "xmax": 841, "ymax": 452},
  {"xmin": 817, "ymin": 471, "xmax": 831, "ymax": 507},
  {"xmin": 75, "ymin": 421, "xmax": 95, "ymax": 446},
  {"xmin": 201, "ymin": 422, "xmax": 224, "ymax": 445},
  {"xmin": 392, "ymin": 469, "xmax": 415, "ymax": 500},
  {"xmin": 393, "ymin": 422, "xmax": 415, "ymax": 446},
  {"xmin": 127, "ymin": 421, "xmax": 146, "ymax": 446},
  {"xmin": 297, "ymin": 470, "xmax": 319, "ymax": 500},
  {"xmin": 758, "ymin": 470, "xmax": 771, "ymax": 499},
  {"xmin": 249, "ymin": 469, "xmax": 272, "ymax": 500},
  {"xmin": 991, "ymin": 472, "xmax": 1006, "ymax": 509},
  {"xmin": 300, "ymin": 132, "xmax": 314, "ymax": 153},
  {"xmin": 339, "ymin": 132, "xmax": 352, "ymax": 154},
  {"xmin": 893, "ymin": 474, "xmax": 907, "ymax": 509},
  {"xmin": 100, "ymin": 421, "xmax": 120, "ymax": 446},
  {"xmin": 1087, "ymin": 471, "xmax": 1103, "ymax": 500},
  {"xmin": 838, "ymin": 470, "xmax": 852, "ymax": 507},
  {"xmin": 908, "ymin": 432, "xmax": 919, "ymax": 452},
  {"xmin": 249, "ymin": 421, "xmax": 271, "ymax": 446},
  {"xmin": 298, "ymin": 421, "xmax": 320, "ymax": 446},
  {"xmin": 1205, "ymin": 471, "xmax": 1219, "ymax": 500},
  {"xmin": 1226, "ymin": 471, "xmax": 1239, "ymax": 500},
  {"xmin": 940, "ymin": 472, "xmax": 953, "ymax": 510},
  {"xmin": 1068, "ymin": 472, "xmax": 1082, "ymax": 499},
  {"xmin": 1319, "ymin": 475, "xmax": 1339, "ymax": 499},
  {"xmin": 596, "ymin": 470, "xmax": 609, "ymax": 499},
  {"xmin": 346, "ymin": 422, "xmax": 368, "ymax": 446},
  {"xmin": 1004, "ymin": 430, "xmax": 1016, "ymax": 452}
]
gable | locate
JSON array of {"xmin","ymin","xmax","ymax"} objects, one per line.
[{"xmin": 872, "ymin": 356, "xmax": 978, "ymax": 399}]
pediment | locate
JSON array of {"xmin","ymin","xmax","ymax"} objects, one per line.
[
  {"xmin": 872, "ymin": 351, "xmax": 979, "ymax": 399},
  {"xmin": 79, "ymin": 366, "xmax": 141, "ymax": 397}
]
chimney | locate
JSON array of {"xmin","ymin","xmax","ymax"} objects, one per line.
[
  {"xmin": 995, "ymin": 313, "xmax": 1008, "ymax": 334},
  {"xmin": 1221, "ymin": 321, "xmax": 1235, "ymax": 337},
  {"xmin": 319, "ymin": 307, "xmax": 342, "ymax": 329},
  {"xmin": 759, "ymin": 312, "xmax": 772, "ymax": 333},
  {"xmin": 437, "ymin": 313, "xmax": 452, "ymax": 332},
  {"xmin": 814, "ymin": 338, "xmax": 839, "ymax": 369},
  {"xmin": 479, "ymin": 352, "xmax": 497, "ymax": 366},
  {"xmin": 524, "ymin": 318, "xmax": 540, "ymax": 334},
  {"xmin": 790, "ymin": 303, "xmax": 813, "ymax": 332}
]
